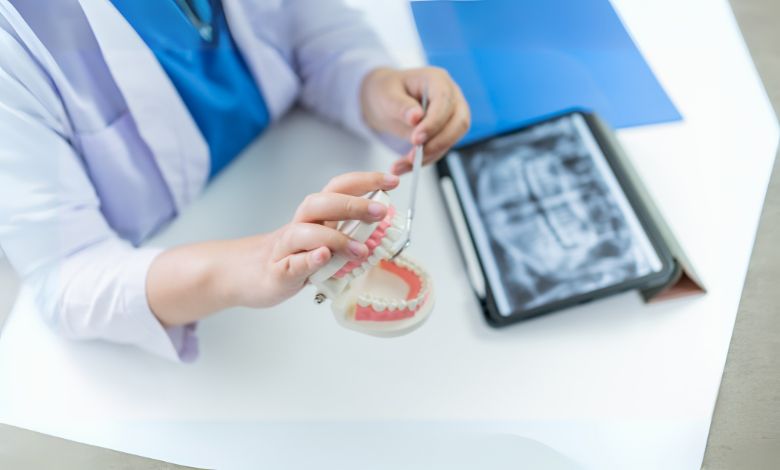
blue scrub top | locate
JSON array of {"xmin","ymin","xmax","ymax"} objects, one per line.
[{"xmin": 109, "ymin": 0, "xmax": 270, "ymax": 177}]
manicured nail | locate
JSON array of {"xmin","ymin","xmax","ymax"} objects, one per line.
[
  {"xmin": 383, "ymin": 174, "xmax": 400, "ymax": 186},
  {"xmin": 311, "ymin": 249, "xmax": 325, "ymax": 264},
  {"xmin": 368, "ymin": 202, "xmax": 386, "ymax": 218},
  {"xmin": 348, "ymin": 240, "xmax": 368, "ymax": 258},
  {"xmin": 404, "ymin": 108, "xmax": 415, "ymax": 123}
]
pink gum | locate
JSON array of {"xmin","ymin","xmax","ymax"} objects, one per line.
[{"xmin": 354, "ymin": 259, "xmax": 428, "ymax": 322}]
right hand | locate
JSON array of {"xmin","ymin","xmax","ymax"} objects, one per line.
[
  {"xmin": 215, "ymin": 171, "xmax": 400, "ymax": 309},
  {"xmin": 148, "ymin": 171, "xmax": 400, "ymax": 326}
]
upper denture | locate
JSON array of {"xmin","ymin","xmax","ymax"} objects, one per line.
[{"xmin": 334, "ymin": 205, "xmax": 398, "ymax": 279}]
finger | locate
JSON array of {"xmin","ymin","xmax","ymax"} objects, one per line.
[
  {"xmin": 322, "ymin": 172, "xmax": 395, "ymax": 227},
  {"xmin": 366, "ymin": 71, "xmax": 424, "ymax": 139},
  {"xmin": 322, "ymin": 172, "xmax": 399, "ymax": 196},
  {"xmin": 278, "ymin": 246, "xmax": 332, "ymax": 284},
  {"xmin": 390, "ymin": 102, "xmax": 468, "ymax": 175},
  {"xmin": 274, "ymin": 223, "xmax": 368, "ymax": 261},
  {"xmin": 390, "ymin": 154, "xmax": 413, "ymax": 176},
  {"xmin": 410, "ymin": 79, "xmax": 457, "ymax": 146},
  {"xmin": 422, "ymin": 102, "xmax": 471, "ymax": 163},
  {"xmin": 321, "ymin": 171, "xmax": 397, "ymax": 228},
  {"xmin": 294, "ymin": 192, "xmax": 388, "ymax": 224},
  {"xmin": 384, "ymin": 85, "xmax": 425, "ymax": 128}
]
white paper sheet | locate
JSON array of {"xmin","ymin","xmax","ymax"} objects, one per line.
[{"xmin": 1, "ymin": 1, "xmax": 777, "ymax": 469}]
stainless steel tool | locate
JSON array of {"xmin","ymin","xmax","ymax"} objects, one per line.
[{"xmin": 390, "ymin": 85, "xmax": 429, "ymax": 260}]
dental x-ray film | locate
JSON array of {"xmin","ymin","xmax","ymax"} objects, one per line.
[{"xmin": 446, "ymin": 113, "xmax": 670, "ymax": 318}]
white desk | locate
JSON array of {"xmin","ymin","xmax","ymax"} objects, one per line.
[{"xmin": 1, "ymin": 1, "xmax": 777, "ymax": 469}]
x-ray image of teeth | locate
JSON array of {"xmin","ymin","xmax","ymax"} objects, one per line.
[{"xmin": 451, "ymin": 114, "xmax": 662, "ymax": 313}]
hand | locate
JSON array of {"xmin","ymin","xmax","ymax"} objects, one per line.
[
  {"xmin": 227, "ymin": 171, "xmax": 400, "ymax": 308},
  {"xmin": 147, "ymin": 172, "xmax": 400, "ymax": 325},
  {"xmin": 361, "ymin": 67, "xmax": 471, "ymax": 175}
]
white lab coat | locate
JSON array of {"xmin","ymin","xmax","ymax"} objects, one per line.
[{"xmin": 0, "ymin": 0, "xmax": 394, "ymax": 361}]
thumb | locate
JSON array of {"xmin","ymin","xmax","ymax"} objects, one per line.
[
  {"xmin": 286, "ymin": 247, "xmax": 332, "ymax": 286},
  {"xmin": 386, "ymin": 88, "xmax": 424, "ymax": 127}
]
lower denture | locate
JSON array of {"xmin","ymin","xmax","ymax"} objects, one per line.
[{"xmin": 354, "ymin": 259, "xmax": 429, "ymax": 322}]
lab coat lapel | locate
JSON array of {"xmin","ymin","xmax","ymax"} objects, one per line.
[
  {"xmin": 77, "ymin": 0, "xmax": 209, "ymax": 209},
  {"xmin": 0, "ymin": 0, "xmax": 73, "ymax": 135},
  {"xmin": 223, "ymin": 0, "xmax": 299, "ymax": 119}
]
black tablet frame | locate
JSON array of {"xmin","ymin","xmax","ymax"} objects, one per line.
[{"xmin": 436, "ymin": 109, "xmax": 679, "ymax": 326}]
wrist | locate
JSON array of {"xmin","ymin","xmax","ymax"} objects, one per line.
[
  {"xmin": 147, "ymin": 241, "xmax": 237, "ymax": 326},
  {"xmin": 209, "ymin": 235, "xmax": 273, "ymax": 309},
  {"xmin": 205, "ymin": 239, "xmax": 247, "ymax": 310}
]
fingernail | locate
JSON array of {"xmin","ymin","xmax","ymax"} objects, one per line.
[
  {"xmin": 415, "ymin": 132, "xmax": 428, "ymax": 145},
  {"xmin": 348, "ymin": 240, "xmax": 368, "ymax": 258},
  {"xmin": 383, "ymin": 174, "xmax": 400, "ymax": 186},
  {"xmin": 311, "ymin": 249, "xmax": 325, "ymax": 264},
  {"xmin": 368, "ymin": 202, "xmax": 386, "ymax": 218},
  {"xmin": 405, "ymin": 107, "xmax": 421, "ymax": 125}
]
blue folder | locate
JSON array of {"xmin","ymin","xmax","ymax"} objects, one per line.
[{"xmin": 411, "ymin": 0, "xmax": 682, "ymax": 144}]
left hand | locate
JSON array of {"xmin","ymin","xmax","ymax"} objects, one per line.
[{"xmin": 361, "ymin": 67, "xmax": 471, "ymax": 175}]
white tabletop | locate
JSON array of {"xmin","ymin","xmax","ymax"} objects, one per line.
[{"xmin": 1, "ymin": 1, "xmax": 777, "ymax": 469}]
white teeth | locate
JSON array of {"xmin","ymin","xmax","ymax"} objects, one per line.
[
  {"xmin": 381, "ymin": 238, "xmax": 396, "ymax": 252},
  {"xmin": 352, "ymin": 259, "xmax": 375, "ymax": 277},
  {"xmin": 392, "ymin": 215, "xmax": 405, "ymax": 228},
  {"xmin": 385, "ymin": 227, "xmax": 404, "ymax": 241},
  {"xmin": 354, "ymin": 290, "xmax": 425, "ymax": 312},
  {"xmin": 368, "ymin": 254, "xmax": 380, "ymax": 265},
  {"xmin": 373, "ymin": 245, "xmax": 389, "ymax": 258}
]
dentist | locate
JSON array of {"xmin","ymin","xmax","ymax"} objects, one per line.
[{"xmin": 0, "ymin": 0, "xmax": 470, "ymax": 361}]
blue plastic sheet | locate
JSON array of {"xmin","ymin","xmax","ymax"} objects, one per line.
[{"xmin": 411, "ymin": 0, "xmax": 682, "ymax": 144}]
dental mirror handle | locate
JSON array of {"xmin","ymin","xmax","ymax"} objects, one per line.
[{"xmin": 405, "ymin": 85, "xmax": 429, "ymax": 232}]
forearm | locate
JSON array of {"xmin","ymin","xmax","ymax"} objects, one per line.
[
  {"xmin": 146, "ymin": 238, "xmax": 250, "ymax": 327},
  {"xmin": 290, "ymin": 0, "xmax": 395, "ymax": 138},
  {"xmin": 146, "ymin": 172, "xmax": 400, "ymax": 328}
]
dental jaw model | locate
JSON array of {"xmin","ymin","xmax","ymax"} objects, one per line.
[
  {"xmin": 308, "ymin": 190, "xmax": 434, "ymax": 337},
  {"xmin": 311, "ymin": 86, "xmax": 433, "ymax": 336}
]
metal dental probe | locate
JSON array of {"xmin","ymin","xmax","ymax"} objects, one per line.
[
  {"xmin": 314, "ymin": 89, "xmax": 428, "ymax": 305},
  {"xmin": 390, "ymin": 84, "xmax": 429, "ymax": 260},
  {"xmin": 312, "ymin": 88, "xmax": 428, "ymax": 304}
]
